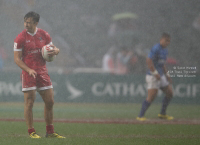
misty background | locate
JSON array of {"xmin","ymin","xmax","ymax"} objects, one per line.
[{"xmin": 0, "ymin": 0, "xmax": 200, "ymax": 73}]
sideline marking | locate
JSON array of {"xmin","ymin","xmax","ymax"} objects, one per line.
[{"xmin": 0, "ymin": 118, "xmax": 199, "ymax": 125}]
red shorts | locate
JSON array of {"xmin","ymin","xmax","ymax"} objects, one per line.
[{"xmin": 21, "ymin": 72, "xmax": 53, "ymax": 91}]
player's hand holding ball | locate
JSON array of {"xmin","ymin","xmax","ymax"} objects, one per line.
[
  {"xmin": 48, "ymin": 45, "xmax": 60, "ymax": 56},
  {"xmin": 42, "ymin": 44, "xmax": 59, "ymax": 62}
]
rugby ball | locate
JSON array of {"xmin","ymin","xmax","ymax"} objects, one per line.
[{"xmin": 42, "ymin": 44, "xmax": 55, "ymax": 62}]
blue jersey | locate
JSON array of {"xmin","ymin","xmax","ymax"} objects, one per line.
[{"xmin": 147, "ymin": 43, "xmax": 168, "ymax": 76}]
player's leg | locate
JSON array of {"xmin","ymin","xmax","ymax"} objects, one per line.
[
  {"xmin": 137, "ymin": 75, "xmax": 159, "ymax": 121},
  {"xmin": 160, "ymin": 85, "xmax": 173, "ymax": 114},
  {"xmin": 24, "ymin": 90, "xmax": 41, "ymax": 138},
  {"xmin": 158, "ymin": 75, "xmax": 173, "ymax": 120},
  {"xmin": 158, "ymin": 85, "xmax": 173, "ymax": 120},
  {"xmin": 37, "ymin": 73, "xmax": 65, "ymax": 138},
  {"xmin": 22, "ymin": 73, "xmax": 41, "ymax": 138},
  {"xmin": 137, "ymin": 89, "xmax": 158, "ymax": 119},
  {"xmin": 39, "ymin": 88, "xmax": 54, "ymax": 126},
  {"xmin": 24, "ymin": 90, "xmax": 36, "ymax": 129},
  {"xmin": 39, "ymin": 88, "xmax": 65, "ymax": 138}
]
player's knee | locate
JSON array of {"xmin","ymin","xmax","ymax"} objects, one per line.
[
  {"xmin": 167, "ymin": 89, "xmax": 173, "ymax": 98},
  {"xmin": 45, "ymin": 99, "xmax": 54, "ymax": 109},
  {"xmin": 146, "ymin": 94, "xmax": 157, "ymax": 102},
  {"xmin": 147, "ymin": 96, "xmax": 155, "ymax": 103},
  {"xmin": 25, "ymin": 100, "xmax": 34, "ymax": 109},
  {"xmin": 49, "ymin": 99, "xmax": 54, "ymax": 107},
  {"xmin": 168, "ymin": 92, "xmax": 173, "ymax": 98},
  {"xmin": 147, "ymin": 92, "xmax": 157, "ymax": 103},
  {"xmin": 165, "ymin": 92, "xmax": 173, "ymax": 99}
]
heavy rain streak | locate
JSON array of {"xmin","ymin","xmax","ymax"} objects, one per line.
[{"xmin": 0, "ymin": 0, "xmax": 200, "ymax": 144}]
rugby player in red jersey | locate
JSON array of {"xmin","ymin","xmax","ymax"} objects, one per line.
[{"xmin": 14, "ymin": 11, "xmax": 65, "ymax": 138}]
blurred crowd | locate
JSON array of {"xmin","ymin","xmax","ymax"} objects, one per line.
[
  {"xmin": 102, "ymin": 12, "xmax": 148, "ymax": 75},
  {"xmin": 102, "ymin": 45, "xmax": 145, "ymax": 75},
  {"xmin": 0, "ymin": 0, "xmax": 200, "ymax": 73}
]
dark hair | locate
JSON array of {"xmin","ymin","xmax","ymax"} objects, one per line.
[
  {"xmin": 161, "ymin": 32, "xmax": 170, "ymax": 38},
  {"xmin": 24, "ymin": 11, "xmax": 40, "ymax": 23}
]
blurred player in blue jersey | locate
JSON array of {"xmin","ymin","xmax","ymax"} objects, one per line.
[{"xmin": 137, "ymin": 33, "xmax": 173, "ymax": 121}]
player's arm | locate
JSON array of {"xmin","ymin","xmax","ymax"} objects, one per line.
[
  {"xmin": 147, "ymin": 46, "xmax": 160, "ymax": 80},
  {"xmin": 44, "ymin": 31, "xmax": 60, "ymax": 57},
  {"xmin": 146, "ymin": 57, "xmax": 160, "ymax": 80},
  {"xmin": 14, "ymin": 51, "xmax": 37, "ymax": 78},
  {"xmin": 163, "ymin": 65, "xmax": 172, "ymax": 83}
]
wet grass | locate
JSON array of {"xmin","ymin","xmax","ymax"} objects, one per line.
[
  {"xmin": 0, "ymin": 102, "xmax": 199, "ymax": 120},
  {"xmin": 0, "ymin": 121, "xmax": 199, "ymax": 145},
  {"xmin": 0, "ymin": 102, "xmax": 199, "ymax": 144}
]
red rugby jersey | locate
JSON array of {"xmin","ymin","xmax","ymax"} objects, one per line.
[{"xmin": 14, "ymin": 28, "xmax": 52, "ymax": 74}]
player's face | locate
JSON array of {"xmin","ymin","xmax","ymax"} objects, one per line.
[
  {"xmin": 24, "ymin": 17, "xmax": 38, "ymax": 33},
  {"xmin": 160, "ymin": 37, "xmax": 170, "ymax": 48}
]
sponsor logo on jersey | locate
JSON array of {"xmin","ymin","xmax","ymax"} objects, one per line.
[
  {"xmin": 27, "ymin": 48, "xmax": 42, "ymax": 54},
  {"xmin": 26, "ymin": 40, "xmax": 31, "ymax": 43},
  {"xmin": 38, "ymin": 37, "xmax": 43, "ymax": 42}
]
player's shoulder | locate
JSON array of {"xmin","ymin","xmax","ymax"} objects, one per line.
[
  {"xmin": 37, "ymin": 28, "xmax": 49, "ymax": 35},
  {"xmin": 16, "ymin": 29, "xmax": 26, "ymax": 38},
  {"xmin": 37, "ymin": 28, "xmax": 50, "ymax": 37},
  {"xmin": 15, "ymin": 29, "xmax": 26, "ymax": 41},
  {"xmin": 151, "ymin": 43, "xmax": 161, "ymax": 51},
  {"xmin": 37, "ymin": 28, "xmax": 46, "ymax": 33},
  {"xmin": 152, "ymin": 43, "xmax": 160, "ymax": 49}
]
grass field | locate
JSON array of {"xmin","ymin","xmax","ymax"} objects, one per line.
[{"xmin": 0, "ymin": 102, "xmax": 199, "ymax": 145}]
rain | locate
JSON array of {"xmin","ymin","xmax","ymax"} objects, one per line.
[{"xmin": 0, "ymin": 0, "xmax": 199, "ymax": 144}]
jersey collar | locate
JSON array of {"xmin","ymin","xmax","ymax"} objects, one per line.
[{"xmin": 27, "ymin": 27, "xmax": 38, "ymax": 36}]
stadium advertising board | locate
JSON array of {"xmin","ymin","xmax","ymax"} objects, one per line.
[{"xmin": 0, "ymin": 72, "xmax": 199, "ymax": 104}]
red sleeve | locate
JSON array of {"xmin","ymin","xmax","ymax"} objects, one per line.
[
  {"xmin": 14, "ymin": 32, "xmax": 25, "ymax": 51},
  {"xmin": 44, "ymin": 30, "xmax": 52, "ymax": 45}
]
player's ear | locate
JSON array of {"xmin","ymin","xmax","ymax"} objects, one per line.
[{"xmin": 34, "ymin": 22, "xmax": 38, "ymax": 26}]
